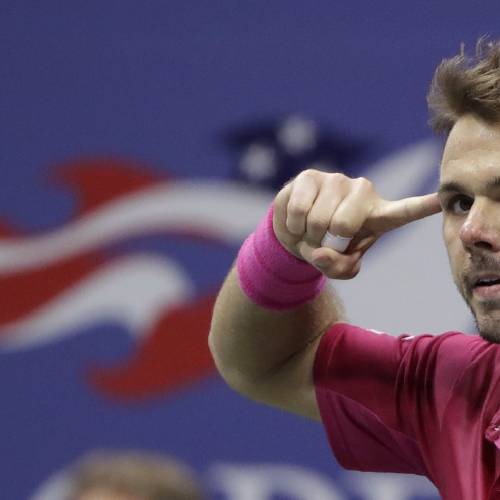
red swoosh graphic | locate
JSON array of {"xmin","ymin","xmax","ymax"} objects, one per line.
[
  {"xmin": 0, "ymin": 157, "xmax": 221, "ymax": 401},
  {"xmin": 0, "ymin": 252, "xmax": 104, "ymax": 326},
  {"xmin": 88, "ymin": 293, "xmax": 216, "ymax": 400},
  {"xmin": 52, "ymin": 157, "xmax": 165, "ymax": 216}
]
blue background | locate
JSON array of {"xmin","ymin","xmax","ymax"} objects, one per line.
[{"xmin": 2, "ymin": 2, "xmax": 500, "ymax": 499}]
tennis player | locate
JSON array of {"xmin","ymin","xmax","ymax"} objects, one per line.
[{"xmin": 209, "ymin": 39, "xmax": 500, "ymax": 500}]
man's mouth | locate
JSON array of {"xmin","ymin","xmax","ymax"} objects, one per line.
[{"xmin": 472, "ymin": 274, "xmax": 500, "ymax": 300}]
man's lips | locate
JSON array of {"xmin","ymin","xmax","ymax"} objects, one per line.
[
  {"xmin": 471, "ymin": 273, "xmax": 500, "ymax": 300},
  {"xmin": 474, "ymin": 283, "xmax": 500, "ymax": 300}
]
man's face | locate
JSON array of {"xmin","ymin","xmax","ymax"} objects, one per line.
[{"xmin": 440, "ymin": 114, "xmax": 500, "ymax": 342}]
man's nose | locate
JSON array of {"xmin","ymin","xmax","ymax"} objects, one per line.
[{"xmin": 459, "ymin": 200, "xmax": 500, "ymax": 252}]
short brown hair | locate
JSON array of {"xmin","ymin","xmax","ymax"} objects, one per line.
[
  {"xmin": 427, "ymin": 38, "xmax": 500, "ymax": 133},
  {"xmin": 68, "ymin": 450, "xmax": 203, "ymax": 500}
]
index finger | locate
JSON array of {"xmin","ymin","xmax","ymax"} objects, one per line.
[{"xmin": 370, "ymin": 192, "xmax": 442, "ymax": 232}]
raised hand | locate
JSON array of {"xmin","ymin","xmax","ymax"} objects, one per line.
[{"xmin": 273, "ymin": 169, "xmax": 442, "ymax": 279}]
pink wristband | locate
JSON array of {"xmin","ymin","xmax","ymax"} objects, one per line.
[{"xmin": 236, "ymin": 204, "xmax": 326, "ymax": 310}]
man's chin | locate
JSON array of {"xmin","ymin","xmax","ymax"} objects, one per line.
[
  {"xmin": 462, "ymin": 288, "xmax": 500, "ymax": 342},
  {"xmin": 474, "ymin": 313, "xmax": 500, "ymax": 343},
  {"xmin": 466, "ymin": 297, "xmax": 500, "ymax": 342},
  {"xmin": 478, "ymin": 329, "xmax": 500, "ymax": 343}
]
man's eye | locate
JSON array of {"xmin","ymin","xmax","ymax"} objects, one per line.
[{"xmin": 446, "ymin": 195, "xmax": 473, "ymax": 214}]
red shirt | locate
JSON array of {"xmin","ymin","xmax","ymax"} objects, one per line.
[{"xmin": 313, "ymin": 323, "xmax": 500, "ymax": 500}]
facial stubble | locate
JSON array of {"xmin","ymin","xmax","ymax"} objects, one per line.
[{"xmin": 455, "ymin": 260, "xmax": 500, "ymax": 344}]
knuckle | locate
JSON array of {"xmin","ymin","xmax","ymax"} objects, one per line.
[
  {"xmin": 336, "ymin": 263, "xmax": 359, "ymax": 280},
  {"xmin": 403, "ymin": 200, "xmax": 412, "ymax": 220},
  {"xmin": 326, "ymin": 172, "xmax": 347, "ymax": 186},
  {"xmin": 346, "ymin": 265, "xmax": 361, "ymax": 279},
  {"xmin": 278, "ymin": 183, "xmax": 289, "ymax": 196},
  {"xmin": 275, "ymin": 182, "xmax": 293, "ymax": 204},
  {"xmin": 281, "ymin": 177, "xmax": 294, "ymax": 189},
  {"xmin": 275, "ymin": 188, "xmax": 288, "ymax": 206},
  {"xmin": 355, "ymin": 176, "xmax": 373, "ymax": 190},
  {"xmin": 341, "ymin": 271, "xmax": 359, "ymax": 280},
  {"xmin": 331, "ymin": 262, "xmax": 347, "ymax": 278},
  {"xmin": 298, "ymin": 168, "xmax": 319, "ymax": 180}
]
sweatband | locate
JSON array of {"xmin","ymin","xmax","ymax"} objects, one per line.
[{"xmin": 236, "ymin": 204, "xmax": 326, "ymax": 310}]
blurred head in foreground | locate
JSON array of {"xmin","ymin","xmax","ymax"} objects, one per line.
[{"xmin": 67, "ymin": 450, "xmax": 203, "ymax": 500}]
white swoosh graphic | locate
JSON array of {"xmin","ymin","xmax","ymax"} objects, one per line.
[
  {"xmin": 0, "ymin": 255, "xmax": 193, "ymax": 350},
  {"xmin": 0, "ymin": 182, "xmax": 273, "ymax": 272}
]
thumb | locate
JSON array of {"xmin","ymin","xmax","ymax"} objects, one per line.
[{"xmin": 371, "ymin": 192, "xmax": 442, "ymax": 232}]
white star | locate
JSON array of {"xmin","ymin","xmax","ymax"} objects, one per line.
[
  {"xmin": 239, "ymin": 144, "xmax": 277, "ymax": 182},
  {"xmin": 278, "ymin": 115, "xmax": 318, "ymax": 155}
]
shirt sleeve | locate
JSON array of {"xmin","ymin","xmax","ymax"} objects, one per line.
[{"xmin": 313, "ymin": 322, "xmax": 477, "ymax": 476}]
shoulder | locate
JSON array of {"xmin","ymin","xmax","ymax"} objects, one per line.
[{"xmin": 315, "ymin": 324, "xmax": 480, "ymax": 387}]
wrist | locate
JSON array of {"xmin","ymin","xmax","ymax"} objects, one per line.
[{"xmin": 236, "ymin": 204, "xmax": 326, "ymax": 310}]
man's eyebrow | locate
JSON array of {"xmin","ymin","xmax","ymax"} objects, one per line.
[
  {"xmin": 438, "ymin": 176, "xmax": 500, "ymax": 195},
  {"xmin": 438, "ymin": 181, "xmax": 466, "ymax": 195}
]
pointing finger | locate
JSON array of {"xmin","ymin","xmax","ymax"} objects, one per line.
[{"xmin": 370, "ymin": 192, "xmax": 442, "ymax": 232}]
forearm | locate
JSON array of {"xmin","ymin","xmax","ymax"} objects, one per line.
[
  {"xmin": 208, "ymin": 265, "xmax": 344, "ymax": 394},
  {"xmin": 209, "ymin": 169, "xmax": 440, "ymax": 417}
]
